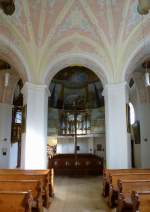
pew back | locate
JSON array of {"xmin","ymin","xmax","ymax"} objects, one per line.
[
  {"xmin": 0, "ymin": 169, "xmax": 54, "ymax": 197},
  {"xmin": 110, "ymin": 173, "xmax": 150, "ymax": 190},
  {"xmin": 0, "ymin": 173, "xmax": 50, "ymax": 208},
  {"xmin": 132, "ymin": 190, "xmax": 150, "ymax": 212},
  {"xmin": 118, "ymin": 180, "xmax": 150, "ymax": 195},
  {"xmin": 102, "ymin": 169, "xmax": 150, "ymax": 197},
  {"xmin": 0, "ymin": 180, "xmax": 42, "ymax": 202},
  {"xmin": 0, "ymin": 191, "xmax": 33, "ymax": 212},
  {"xmin": 104, "ymin": 168, "xmax": 150, "ymax": 179}
]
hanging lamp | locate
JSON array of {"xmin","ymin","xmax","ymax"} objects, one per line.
[{"xmin": 138, "ymin": 0, "xmax": 150, "ymax": 15}]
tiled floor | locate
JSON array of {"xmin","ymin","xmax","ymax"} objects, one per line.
[{"xmin": 47, "ymin": 176, "xmax": 115, "ymax": 212}]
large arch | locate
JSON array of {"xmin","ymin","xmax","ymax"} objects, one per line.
[
  {"xmin": 0, "ymin": 35, "xmax": 32, "ymax": 169},
  {"xmin": 0, "ymin": 35, "xmax": 32, "ymax": 83},
  {"xmin": 42, "ymin": 53, "xmax": 109, "ymax": 86},
  {"xmin": 122, "ymin": 37, "xmax": 150, "ymax": 82}
]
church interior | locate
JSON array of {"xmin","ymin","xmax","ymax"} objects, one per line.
[{"xmin": 0, "ymin": 0, "xmax": 150, "ymax": 211}]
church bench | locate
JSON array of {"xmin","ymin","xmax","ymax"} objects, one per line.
[
  {"xmin": 108, "ymin": 173, "xmax": 150, "ymax": 208},
  {"xmin": 0, "ymin": 180, "xmax": 43, "ymax": 211},
  {"xmin": 131, "ymin": 190, "xmax": 150, "ymax": 212},
  {"xmin": 0, "ymin": 172, "xmax": 50, "ymax": 208},
  {"xmin": 0, "ymin": 169, "xmax": 54, "ymax": 197},
  {"xmin": 0, "ymin": 190, "xmax": 33, "ymax": 212},
  {"xmin": 116, "ymin": 180, "xmax": 150, "ymax": 212},
  {"xmin": 102, "ymin": 168, "xmax": 150, "ymax": 197}
]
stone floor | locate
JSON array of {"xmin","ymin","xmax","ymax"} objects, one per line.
[{"xmin": 47, "ymin": 176, "xmax": 115, "ymax": 212}]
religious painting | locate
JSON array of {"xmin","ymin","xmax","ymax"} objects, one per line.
[
  {"xmin": 132, "ymin": 120, "xmax": 141, "ymax": 144},
  {"xmin": 126, "ymin": 103, "xmax": 131, "ymax": 133},
  {"xmin": 1, "ymin": 148, "xmax": 7, "ymax": 156},
  {"xmin": 97, "ymin": 144, "xmax": 102, "ymax": 151}
]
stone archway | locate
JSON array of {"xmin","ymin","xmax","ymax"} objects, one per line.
[
  {"xmin": 42, "ymin": 53, "xmax": 109, "ymax": 169},
  {"xmin": 42, "ymin": 53, "xmax": 109, "ymax": 87},
  {"xmin": 0, "ymin": 35, "xmax": 32, "ymax": 83}
]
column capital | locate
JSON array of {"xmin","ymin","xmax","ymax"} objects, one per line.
[
  {"xmin": 21, "ymin": 82, "xmax": 50, "ymax": 105},
  {"xmin": 104, "ymin": 81, "xmax": 128, "ymax": 90},
  {"xmin": 22, "ymin": 82, "xmax": 50, "ymax": 95},
  {"xmin": 103, "ymin": 81, "xmax": 129, "ymax": 102}
]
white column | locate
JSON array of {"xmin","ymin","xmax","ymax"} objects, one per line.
[
  {"xmin": 21, "ymin": 82, "xmax": 50, "ymax": 169},
  {"xmin": 104, "ymin": 82, "xmax": 131, "ymax": 169}
]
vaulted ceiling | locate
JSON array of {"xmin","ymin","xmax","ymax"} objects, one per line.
[{"xmin": 0, "ymin": 1, "xmax": 149, "ymax": 84}]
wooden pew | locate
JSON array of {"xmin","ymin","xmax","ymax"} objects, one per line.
[
  {"xmin": 131, "ymin": 190, "xmax": 150, "ymax": 212},
  {"xmin": 117, "ymin": 180, "xmax": 150, "ymax": 212},
  {"xmin": 0, "ymin": 180, "xmax": 43, "ymax": 212},
  {"xmin": 0, "ymin": 169, "xmax": 54, "ymax": 197},
  {"xmin": 0, "ymin": 173, "xmax": 50, "ymax": 208},
  {"xmin": 102, "ymin": 169, "xmax": 150, "ymax": 197},
  {"xmin": 49, "ymin": 168, "xmax": 54, "ymax": 197},
  {"xmin": 108, "ymin": 173, "xmax": 150, "ymax": 208},
  {"xmin": 0, "ymin": 190, "xmax": 33, "ymax": 212}
]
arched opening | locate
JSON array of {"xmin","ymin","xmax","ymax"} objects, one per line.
[
  {"xmin": 0, "ymin": 59, "xmax": 25, "ymax": 168},
  {"xmin": 47, "ymin": 65, "xmax": 105, "ymax": 175}
]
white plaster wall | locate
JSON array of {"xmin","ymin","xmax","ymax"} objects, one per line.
[
  {"xmin": 137, "ymin": 104, "xmax": 150, "ymax": 168},
  {"xmin": 0, "ymin": 103, "xmax": 12, "ymax": 168},
  {"xmin": 9, "ymin": 143, "xmax": 18, "ymax": 168},
  {"xmin": 57, "ymin": 137, "xmax": 90, "ymax": 154},
  {"xmin": 131, "ymin": 102, "xmax": 141, "ymax": 168},
  {"xmin": 20, "ymin": 133, "xmax": 26, "ymax": 168},
  {"xmin": 133, "ymin": 143, "xmax": 141, "ymax": 168},
  {"xmin": 57, "ymin": 136, "xmax": 106, "ymax": 156}
]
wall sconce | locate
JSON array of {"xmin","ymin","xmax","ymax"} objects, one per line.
[
  {"xmin": 143, "ymin": 61, "xmax": 150, "ymax": 87},
  {"xmin": 145, "ymin": 72, "xmax": 150, "ymax": 86},
  {"xmin": 4, "ymin": 72, "xmax": 10, "ymax": 87}
]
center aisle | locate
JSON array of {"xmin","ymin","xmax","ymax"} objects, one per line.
[{"xmin": 48, "ymin": 176, "xmax": 114, "ymax": 212}]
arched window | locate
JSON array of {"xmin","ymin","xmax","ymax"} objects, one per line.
[{"xmin": 129, "ymin": 102, "xmax": 135, "ymax": 125}]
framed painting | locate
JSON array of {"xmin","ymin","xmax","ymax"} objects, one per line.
[
  {"xmin": 132, "ymin": 120, "xmax": 141, "ymax": 144},
  {"xmin": 22, "ymin": 105, "xmax": 27, "ymax": 133}
]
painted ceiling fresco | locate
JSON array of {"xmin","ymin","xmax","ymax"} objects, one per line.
[
  {"xmin": 52, "ymin": 66, "xmax": 99, "ymax": 88},
  {"xmin": 0, "ymin": 0, "xmax": 149, "ymax": 84},
  {"xmin": 49, "ymin": 66, "xmax": 104, "ymax": 109}
]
